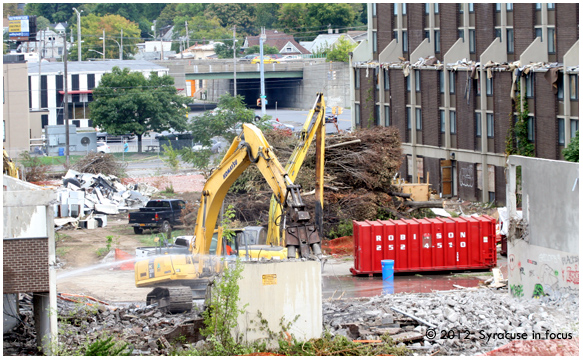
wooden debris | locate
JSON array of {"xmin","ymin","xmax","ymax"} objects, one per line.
[{"xmin": 391, "ymin": 332, "xmax": 424, "ymax": 343}]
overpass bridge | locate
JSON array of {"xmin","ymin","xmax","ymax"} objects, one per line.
[{"xmin": 153, "ymin": 59, "xmax": 350, "ymax": 109}]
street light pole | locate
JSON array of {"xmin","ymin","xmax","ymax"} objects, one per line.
[
  {"xmin": 233, "ymin": 25, "xmax": 237, "ymax": 96},
  {"xmin": 102, "ymin": 29, "xmax": 105, "ymax": 60},
  {"xmin": 72, "ymin": 7, "xmax": 83, "ymax": 61},
  {"xmin": 259, "ymin": 27, "xmax": 266, "ymax": 116},
  {"xmin": 63, "ymin": 31, "xmax": 70, "ymax": 167},
  {"xmin": 120, "ymin": 28, "xmax": 123, "ymax": 60}
]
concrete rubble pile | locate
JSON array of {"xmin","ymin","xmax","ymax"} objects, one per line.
[
  {"xmin": 322, "ymin": 288, "xmax": 579, "ymax": 356},
  {"xmin": 54, "ymin": 169, "xmax": 158, "ymax": 228},
  {"xmin": 3, "ymin": 294, "xmax": 204, "ymax": 356}
]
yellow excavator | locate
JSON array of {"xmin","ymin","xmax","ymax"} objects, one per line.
[
  {"xmin": 3, "ymin": 149, "xmax": 19, "ymax": 178},
  {"xmin": 266, "ymin": 93, "xmax": 326, "ymax": 246},
  {"xmin": 134, "ymin": 123, "xmax": 322, "ymax": 312}
]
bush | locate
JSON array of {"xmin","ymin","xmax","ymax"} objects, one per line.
[{"xmin": 19, "ymin": 151, "xmax": 50, "ymax": 182}]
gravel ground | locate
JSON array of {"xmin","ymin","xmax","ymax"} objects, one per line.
[{"xmin": 323, "ymin": 287, "xmax": 579, "ymax": 356}]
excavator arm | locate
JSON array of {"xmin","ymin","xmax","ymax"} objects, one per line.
[
  {"xmin": 267, "ymin": 93, "xmax": 326, "ymax": 246},
  {"xmin": 190, "ymin": 123, "xmax": 322, "ymax": 260}
]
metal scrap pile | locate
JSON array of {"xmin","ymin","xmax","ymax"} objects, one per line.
[
  {"xmin": 54, "ymin": 169, "xmax": 158, "ymax": 228},
  {"xmin": 226, "ymin": 127, "xmax": 404, "ymax": 237}
]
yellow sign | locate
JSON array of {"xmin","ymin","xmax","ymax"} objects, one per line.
[
  {"xmin": 262, "ymin": 274, "xmax": 277, "ymax": 285},
  {"xmin": 9, "ymin": 21, "xmax": 21, "ymax": 33}
]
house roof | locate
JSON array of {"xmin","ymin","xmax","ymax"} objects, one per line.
[
  {"xmin": 304, "ymin": 33, "xmax": 356, "ymax": 53},
  {"xmin": 27, "ymin": 60, "xmax": 168, "ymax": 75},
  {"xmin": 244, "ymin": 30, "xmax": 311, "ymax": 55}
]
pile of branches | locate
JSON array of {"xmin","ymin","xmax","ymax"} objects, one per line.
[
  {"xmin": 72, "ymin": 152, "xmax": 126, "ymax": 178},
  {"xmin": 226, "ymin": 127, "xmax": 408, "ymax": 238}
]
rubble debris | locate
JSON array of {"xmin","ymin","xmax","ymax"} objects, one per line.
[
  {"xmin": 53, "ymin": 169, "xmax": 158, "ymax": 226},
  {"xmin": 71, "ymin": 152, "xmax": 126, "ymax": 178},
  {"xmin": 323, "ymin": 288, "xmax": 579, "ymax": 356}
]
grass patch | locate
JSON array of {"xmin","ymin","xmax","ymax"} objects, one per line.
[
  {"xmin": 55, "ymin": 232, "xmax": 73, "ymax": 243},
  {"xmin": 137, "ymin": 229, "xmax": 187, "ymax": 246},
  {"xmin": 56, "ymin": 246, "xmax": 71, "ymax": 257}
]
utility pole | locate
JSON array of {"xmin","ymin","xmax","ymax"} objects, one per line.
[
  {"xmin": 259, "ymin": 27, "xmax": 266, "ymax": 116},
  {"xmin": 120, "ymin": 28, "xmax": 123, "ymax": 60},
  {"xmin": 38, "ymin": 29, "xmax": 43, "ymax": 109},
  {"xmin": 102, "ymin": 29, "xmax": 105, "ymax": 60},
  {"xmin": 233, "ymin": 25, "xmax": 237, "ymax": 96},
  {"xmin": 63, "ymin": 31, "xmax": 70, "ymax": 167},
  {"xmin": 72, "ymin": 7, "xmax": 83, "ymax": 61},
  {"xmin": 185, "ymin": 21, "xmax": 189, "ymax": 48}
]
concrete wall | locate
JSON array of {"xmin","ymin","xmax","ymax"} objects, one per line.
[
  {"xmin": 236, "ymin": 261, "xmax": 322, "ymax": 344},
  {"xmin": 506, "ymin": 156, "xmax": 579, "ymax": 300},
  {"xmin": 3, "ymin": 62, "xmax": 31, "ymax": 158}
]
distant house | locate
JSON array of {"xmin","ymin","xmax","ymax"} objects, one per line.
[
  {"xmin": 302, "ymin": 32, "xmax": 357, "ymax": 54},
  {"xmin": 171, "ymin": 41, "xmax": 223, "ymax": 60},
  {"xmin": 243, "ymin": 30, "xmax": 311, "ymax": 55},
  {"xmin": 346, "ymin": 30, "xmax": 367, "ymax": 43}
]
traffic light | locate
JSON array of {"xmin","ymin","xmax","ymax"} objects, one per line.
[
  {"xmin": 332, "ymin": 106, "xmax": 337, "ymax": 115},
  {"xmin": 257, "ymin": 98, "xmax": 261, "ymax": 107}
]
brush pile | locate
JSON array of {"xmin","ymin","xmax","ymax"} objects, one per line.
[
  {"xmin": 72, "ymin": 152, "xmax": 127, "ymax": 178},
  {"xmin": 226, "ymin": 127, "xmax": 408, "ymax": 238}
]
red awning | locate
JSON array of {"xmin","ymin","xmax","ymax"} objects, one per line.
[{"xmin": 58, "ymin": 90, "xmax": 93, "ymax": 95}]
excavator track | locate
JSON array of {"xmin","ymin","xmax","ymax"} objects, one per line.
[{"xmin": 146, "ymin": 286, "xmax": 193, "ymax": 313}]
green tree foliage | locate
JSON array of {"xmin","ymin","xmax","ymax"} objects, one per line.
[
  {"xmin": 36, "ymin": 16, "xmax": 52, "ymax": 31},
  {"xmin": 90, "ymin": 67, "xmax": 190, "ymax": 153},
  {"xmin": 244, "ymin": 45, "xmax": 279, "ymax": 55},
  {"xmin": 174, "ymin": 15, "xmax": 231, "ymax": 45},
  {"xmin": 24, "ymin": 3, "xmax": 82, "ymax": 24},
  {"xmin": 255, "ymin": 3, "xmax": 281, "ymax": 29},
  {"xmin": 3, "ymin": 3, "xmax": 23, "ymax": 17},
  {"xmin": 92, "ymin": 3, "xmax": 165, "ymax": 38},
  {"xmin": 325, "ymin": 35, "xmax": 357, "ymax": 62},
  {"xmin": 155, "ymin": 4, "xmax": 178, "ymax": 35},
  {"xmin": 206, "ymin": 4, "xmax": 256, "ymax": 35},
  {"xmin": 277, "ymin": 4, "xmax": 308, "ymax": 35},
  {"xmin": 563, "ymin": 131, "xmax": 579, "ymax": 162},
  {"xmin": 306, "ymin": 3, "xmax": 356, "ymax": 30},
  {"xmin": 68, "ymin": 14, "xmax": 141, "ymax": 61},
  {"xmin": 214, "ymin": 40, "xmax": 240, "ymax": 59}
]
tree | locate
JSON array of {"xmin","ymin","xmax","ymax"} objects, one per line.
[
  {"xmin": 244, "ymin": 45, "xmax": 279, "ymax": 55},
  {"xmin": 277, "ymin": 4, "xmax": 308, "ymax": 34},
  {"xmin": 306, "ymin": 3, "xmax": 356, "ymax": 29},
  {"xmin": 563, "ymin": 131, "xmax": 579, "ymax": 162},
  {"xmin": 92, "ymin": 3, "xmax": 166, "ymax": 38},
  {"xmin": 206, "ymin": 4, "xmax": 256, "ymax": 36},
  {"xmin": 326, "ymin": 36, "xmax": 357, "ymax": 62},
  {"xmin": 254, "ymin": 3, "xmax": 281, "ymax": 29},
  {"xmin": 182, "ymin": 94, "xmax": 269, "ymax": 170},
  {"xmin": 214, "ymin": 40, "xmax": 241, "ymax": 59},
  {"xmin": 90, "ymin": 67, "xmax": 190, "ymax": 153},
  {"xmin": 68, "ymin": 14, "xmax": 141, "ymax": 61},
  {"xmin": 24, "ymin": 3, "xmax": 82, "ymax": 24},
  {"xmin": 3, "ymin": 3, "xmax": 23, "ymax": 17},
  {"xmin": 36, "ymin": 16, "xmax": 52, "ymax": 32}
]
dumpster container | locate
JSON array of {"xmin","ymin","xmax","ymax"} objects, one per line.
[{"xmin": 351, "ymin": 216, "xmax": 497, "ymax": 275}]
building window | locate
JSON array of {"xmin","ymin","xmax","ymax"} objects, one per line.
[
  {"xmin": 434, "ymin": 30, "xmax": 441, "ymax": 53},
  {"xmin": 440, "ymin": 110, "xmax": 445, "ymax": 133},
  {"xmin": 507, "ymin": 3, "xmax": 513, "ymax": 11},
  {"xmin": 406, "ymin": 74, "xmax": 411, "ymax": 92},
  {"xmin": 373, "ymin": 31, "xmax": 378, "ymax": 53},
  {"xmin": 415, "ymin": 70, "xmax": 421, "ymax": 92},
  {"xmin": 558, "ymin": 118, "xmax": 565, "ymax": 145},
  {"xmin": 449, "ymin": 71, "xmax": 455, "ymax": 94},
  {"xmin": 547, "ymin": 3, "xmax": 555, "ymax": 10},
  {"xmin": 416, "ymin": 108, "xmax": 422, "ymax": 130},
  {"xmin": 495, "ymin": 3, "xmax": 501, "ymax": 12},
  {"xmin": 402, "ymin": 31, "xmax": 408, "ymax": 52},
  {"xmin": 570, "ymin": 120, "xmax": 578, "ymax": 138},
  {"xmin": 570, "ymin": 74, "xmax": 578, "ymax": 100},
  {"xmin": 87, "ymin": 74, "xmax": 95, "ymax": 89},
  {"xmin": 495, "ymin": 28, "xmax": 501, "ymax": 40},
  {"xmin": 439, "ymin": 70, "xmax": 444, "ymax": 93},
  {"xmin": 384, "ymin": 69, "xmax": 390, "ymax": 90},
  {"xmin": 407, "ymin": 107, "xmax": 411, "ymax": 130},
  {"xmin": 459, "ymin": 4, "xmax": 464, "ymax": 13},
  {"xmin": 475, "ymin": 113, "xmax": 482, "ymax": 137},
  {"xmin": 424, "ymin": 30, "xmax": 430, "ymax": 40},
  {"xmin": 393, "ymin": 4, "xmax": 398, "ymax": 16},
  {"xmin": 475, "ymin": 78, "xmax": 481, "ymax": 96},
  {"xmin": 486, "ymin": 77, "xmax": 493, "ymax": 96},
  {"xmin": 507, "ymin": 29, "xmax": 514, "ymax": 53},
  {"xmin": 557, "ymin": 76, "xmax": 564, "ymax": 100},
  {"xmin": 527, "ymin": 116, "xmax": 534, "ymax": 141},
  {"xmin": 435, "ymin": 3, "xmax": 439, "ymax": 14},
  {"xmin": 355, "ymin": 104, "xmax": 360, "ymax": 126},
  {"xmin": 375, "ymin": 67, "xmax": 379, "ymax": 89},
  {"xmin": 393, "ymin": 30, "xmax": 398, "ymax": 41},
  {"xmin": 548, "ymin": 28, "xmax": 555, "ymax": 54},
  {"xmin": 450, "ymin": 111, "xmax": 456, "ymax": 134},
  {"xmin": 469, "ymin": 29, "xmax": 476, "ymax": 53},
  {"xmin": 402, "ymin": 3, "xmax": 407, "ymax": 15},
  {"xmin": 355, "ymin": 69, "xmax": 360, "ymax": 89},
  {"xmin": 487, "ymin": 113, "xmax": 494, "ymax": 138},
  {"xmin": 469, "ymin": 3, "xmax": 474, "ymax": 13},
  {"xmin": 536, "ymin": 3, "xmax": 541, "ymax": 10},
  {"xmin": 372, "ymin": 3, "xmax": 377, "ymax": 16},
  {"xmin": 425, "ymin": 3, "xmax": 430, "ymax": 15},
  {"xmin": 384, "ymin": 106, "xmax": 390, "ymax": 126},
  {"xmin": 525, "ymin": 73, "xmax": 534, "ymax": 98},
  {"xmin": 535, "ymin": 28, "xmax": 543, "ymax": 41},
  {"xmin": 459, "ymin": 29, "xmax": 465, "ymax": 41}
]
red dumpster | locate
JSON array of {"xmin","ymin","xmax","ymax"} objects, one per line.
[{"xmin": 350, "ymin": 216, "xmax": 497, "ymax": 275}]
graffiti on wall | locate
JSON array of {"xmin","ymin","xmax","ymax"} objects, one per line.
[
  {"xmin": 510, "ymin": 284, "xmax": 524, "ymax": 298},
  {"xmin": 460, "ymin": 164, "xmax": 474, "ymax": 188}
]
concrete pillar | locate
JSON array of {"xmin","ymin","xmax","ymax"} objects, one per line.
[
  {"xmin": 480, "ymin": 67, "xmax": 489, "ymax": 203},
  {"xmin": 46, "ymin": 202, "xmax": 58, "ymax": 355},
  {"xmin": 33, "ymin": 293, "xmax": 52, "ymax": 354}
]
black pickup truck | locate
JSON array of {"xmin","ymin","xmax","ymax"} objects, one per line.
[{"xmin": 128, "ymin": 199, "xmax": 186, "ymax": 235}]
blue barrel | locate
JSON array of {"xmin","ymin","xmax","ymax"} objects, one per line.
[
  {"xmin": 381, "ymin": 260, "xmax": 395, "ymax": 282},
  {"xmin": 58, "ymin": 147, "xmax": 65, "ymax": 156}
]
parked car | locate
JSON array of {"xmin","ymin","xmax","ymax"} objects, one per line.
[
  {"xmin": 251, "ymin": 56, "xmax": 280, "ymax": 64},
  {"xmin": 97, "ymin": 132, "xmax": 135, "ymax": 142},
  {"xmin": 96, "ymin": 142, "xmax": 110, "ymax": 153},
  {"xmin": 239, "ymin": 54, "xmax": 259, "ymax": 62},
  {"xmin": 128, "ymin": 199, "xmax": 186, "ymax": 235},
  {"xmin": 279, "ymin": 55, "xmax": 302, "ymax": 61}
]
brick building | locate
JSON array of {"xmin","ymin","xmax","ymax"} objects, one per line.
[{"xmin": 350, "ymin": 3, "xmax": 579, "ymax": 204}]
